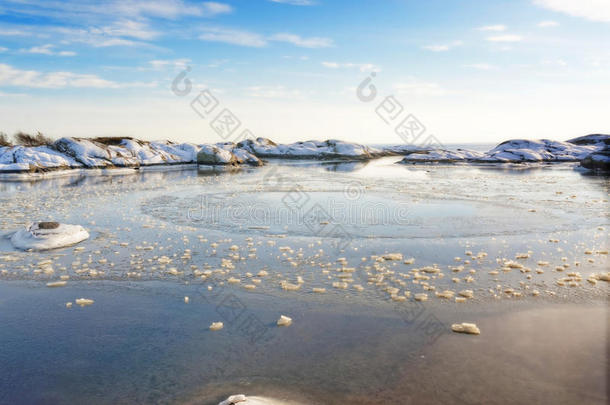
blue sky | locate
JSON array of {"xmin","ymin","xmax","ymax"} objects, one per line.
[{"xmin": 0, "ymin": 0, "xmax": 609, "ymax": 145}]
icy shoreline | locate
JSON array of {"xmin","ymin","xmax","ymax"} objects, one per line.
[{"xmin": 0, "ymin": 134, "xmax": 608, "ymax": 178}]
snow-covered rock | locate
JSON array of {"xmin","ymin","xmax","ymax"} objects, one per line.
[
  {"xmin": 218, "ymin": 395, "xmax": 302, "ymax": 405},
  {"xmin": 399, "ymin": 149, "xmax": 485, "ymax": 163},
  {"xmin": 197, "ymin": 145, "xmax": 237, "ymax": 165},
  {"xmin": 399, "ymin": 136, "xmax": 609, "ymax": 164},
  {"xmin": 566, "ymin": 134, "xmax": 610, "ymax": 147},
  {"xmin": 237, "ymin": 137, "xmax": 380, "ymax": 159},
  {"xmin": 11, "ymin": 222, "xmax": 89, "ymax": 251},
  {"xmin": 482, "ymin": 139, "xmax": 597, "ymax": 162},
  {"xmin": 0, "ymin": 145, "xmax": 82, "ymax": 172},
  {"xmin": 580, "ymin": 146, "xmax": 610, "ymax": 172}
]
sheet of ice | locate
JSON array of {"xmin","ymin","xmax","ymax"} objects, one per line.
[{"xmin": 10, "ymin": 222, "xmax": 89, "ymax": 251}]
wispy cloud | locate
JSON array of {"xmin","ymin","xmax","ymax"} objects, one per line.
[
  {"xmin": 269, "ymin": 33, "xmax": 333, "ymax": 48},
  {"xmin": 422, "ymin": 40, "xmax": 463, "ymax": 52},
  {"xmin": 477, "ymin": 24, "xmax": 507, "ymax": 31},
  {"xmin": 533, "ymin": 0, "xmax": 610, "ymax": 23},
  {"xmin": 148, "ymin": 59, "xmax": 191, "ymax": 69},
  {"xmin": 199, "ymin": 27, "xmax": 267, "ymax": 47},
  {"xmin": 0, "ymin": 28, "xmax": 29, "ymax": 36},
  {"xmin": 0, "ymin": 46, "xmax": 8, "ymax": 52},
  {"xmin": 199, "ymin": 28, "xmax": 333, "ymax": 48},
  {"xmin": 96, "ymin": 19, "xmax": 159, "ymax": 40},
  {"xmin": 394, "ymin": 79, "xmax": 447, "ymax": 96},
  {"xmin": 486, "ymin": 34, "xmax": 523, "ymax": 42},
  {"xmin": 321, "ymin": 61, "xmax": 380, "ymax": 72},
  {"xmin": 0, "ymin": 63, "xmax": 156, "ymax": 89},
  {"xmin": 269, "ymin": 0, "xmax": 315, "ymax": 5},
  {"xmin": 463, "ymin": 63, "xmax": 495, "ymax": 70},
  {"xmin": 245, "ymin": 85, "xmax": 303, "ymax": 98},
  {"xmin": 201, "ymin": 2, "xmax": 234, "ymax": 17},
  {"xmin": 537, "ymin": 20, "xmax": 560, "ymax": 27},
  {"xmin": 20, "ymin": 44, "xmax": 76, "ymax": 56}
]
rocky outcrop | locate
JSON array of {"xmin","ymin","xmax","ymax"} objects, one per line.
[
  {"xmin": 399, "ymin": 136, "xmax": 609, "ymax": 164},
  {"xmin": 237, "ymin": 137, "xmax": 381, "ymax": 160},
  {"xmin": 580, "ymin": 146, "xmax": 610, "ymax": 172}
]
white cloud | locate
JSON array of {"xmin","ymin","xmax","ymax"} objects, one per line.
[
  {"xmin": 321, "ymin": 61, "xmax": 380, "ymax": 72},
  {"xmin": 21, "ymin": 44, "xmax": 76, "ymax": 56},
  {"xmin": 0, "ymin": 46, "xmax": 7, "ymax": 52},
  {"xmin": 25, "ymin": 44, "xmax": 54, "ymax": 55},
  {"xmin": 477, "ymin": 24, "xmax": 507, "ymax": 31},
  {"xmin": 394, "ymin": 79, "xmax": 447, "ymax": 96},
  {"xmin": 269, "ymin": 0, "xmax": 315, "ymax": 5},
  {"xmin": 199, "ymin": 28, "xmax": 333, "ymax": 48},
  {"xmin": 200, "ymin": 27, "xmax": 267, "ymax": 47},
  {"xmin": 269, "ymin": 33, "xmax": 333, "ymax": 48},
  {"xmin": 201, "ymin": 2, "xmax": 233, "ymax": 16},
  {"xmin": 422, "ymin": 40, "xmax": 463, "ymax": 52},
  {"xmin": 463, "ymin": 63, "xmax": 495, "ymax": 70},
  {"xmin": 0, "ymin": 28, "xmax": 28, "ymax": 36},
  {"xmin": 96, "ymin": 20, "xmax": 159, "ymax": 40},
  {"xmin": 486, "ymin": 35, "xmax": 523, "ymax": 42},
  {"xmin": 112, "ymin": 0, "xmax": 205, "ymax": 19},
  {"xmin": 533, "ymin": 0, "xmax": 610, "ymax": 23},
  {"xmin": 0, "ymin": 63, "xmax": 156, "ymax": 89},
  {"xmin": 245, "ymin": 85, "xmax": 302, "ymax": 98},
  {"xmin": 148, "ymin": 59, "xmax": 191, "ymax": 69},
  {"xmin": 537, "ymin": 20, "xmax": 560, "ymax": 27}
]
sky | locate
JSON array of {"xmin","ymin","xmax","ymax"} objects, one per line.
[{"xmin": 0, "ymin": 0, "xmax": 609, "ymax": 146}]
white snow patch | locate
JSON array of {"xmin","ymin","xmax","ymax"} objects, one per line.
[{"xmin": 11, "ymin": 222, "xmax": 89, "ymax": 251}]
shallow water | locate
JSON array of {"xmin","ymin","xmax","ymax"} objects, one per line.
[{"xmin": 0, "ymin": 157, "xmax": 608, "ymax": 404}]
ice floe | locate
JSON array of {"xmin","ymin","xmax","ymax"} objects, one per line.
[{"xmin": 11, "ymin": 222, "xmax": 90, "ymax": 251}]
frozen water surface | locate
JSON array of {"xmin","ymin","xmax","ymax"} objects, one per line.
[{"xmin": 0, "ymin": 157, "xmax": 608, "ymax": 404}]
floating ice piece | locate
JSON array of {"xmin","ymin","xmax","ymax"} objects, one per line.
[
  {"xmin": 458, "ymin": 289, "xmax": 474, "ymax": 298},
  {"xmin": 184, "ymin": 296, "xmax": 189, "ymax": 303},
  {"xmin": 46, "ymin": 281, "xmax": 67, "ymax": 287},
  {"xmin": 451, "ymin": 322, "xmax": 480, "ymax": 335},
  {"xmin": 75, "ymin": 298, "xmax": 94, "ymax": 307},
  {"xmin": 383, "ymin": 253, "xmax": 403, "ymax": 261},
  {"xmin": 312, "ymin": 288, "xmax": 326, "ymax": 293},
  {"xmin": 66, "ymin": 302, "xmax": 73, "ymax": 308},
  {"xmin": 11, "ymin": 222, "xmax": 89, "ymax": 251},
  {"xmin": 210, "ymin": 322, "xmax": 224, "ymax": 331},
  {"xmin": 277, "ymin": 315, "xmax": 292, "ymax": 327},
  {"xmin": 414, "ymin": 293, "xmax": 428, "ymax": 302}
]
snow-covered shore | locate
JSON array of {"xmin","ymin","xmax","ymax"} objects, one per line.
[
  {"xmin": 398, "ymin": 135, "xmax": 609, "ymax": 167},
  {"xmin": 0, "ymin": 134, "xmax": 608, "ymax": 178}
]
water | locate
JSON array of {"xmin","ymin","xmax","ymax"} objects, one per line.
[{"xmin": 0, "ymin": 157, "xmax": 608, "ymax": 404}]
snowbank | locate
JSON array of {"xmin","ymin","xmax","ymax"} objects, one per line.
[
  {"xmin": 399, "ymin": 135, "xmax": 609, "ymax": 164},
  {"xmin": 0, "ymin": 137, "xmax": 262, "ymax": 175},
  {"xmin": 11, "ymin": 222, "xmax": 89, "ymax": 251},
  {"xmin": 237, "ymin": 138, "xmax": 381, "ymax": 160}
]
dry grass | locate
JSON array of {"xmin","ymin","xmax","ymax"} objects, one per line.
[
  {"xmin": 0, "ymin": 132, "xmax": 12, "ymax": 147},
  {"xmin": 13, "ymin": 131, "xmax": 53, "ymax": 146}
]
